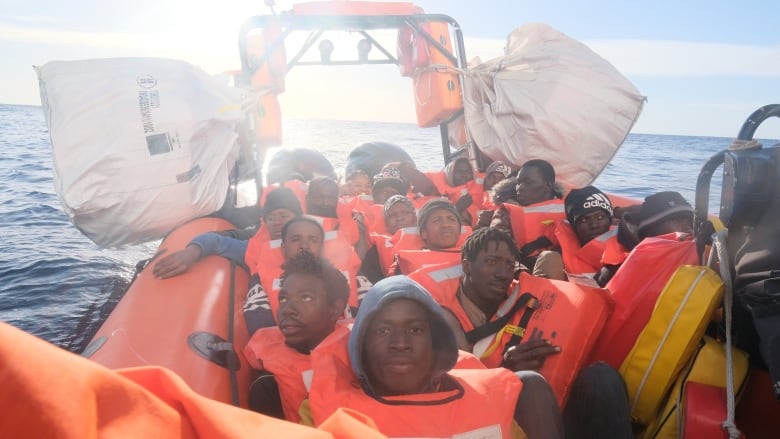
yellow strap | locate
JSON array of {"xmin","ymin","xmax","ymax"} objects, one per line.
[{"xmin": 479, "ymin": 324, "xmax": 525, "ymax": 359}]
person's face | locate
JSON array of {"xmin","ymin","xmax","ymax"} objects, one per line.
[
  {"xmin": 574, "ymin": 209, "xmax": 611, "ymax": 245},
  {"xmin": 646, "ymin": 213, "xmax": 694, "ymax": 237},
  {"xmin": 363, "ymin": 299, "xmax": 435, "ymax": 396},
  {"xmin": 420, "ymin": 209, "xmax": 460, "ymax": 250},
  {"xmin": 462, "ymin": 241, "xmax": 515, "ymax": 308},
  {"xmin": 346, "ymin": 173, "xmax": 371, "ymax": 196},
  {"xmin": 452, "ymin": 160, "xmax": 473, "ymax": 187},
  {"xmin": 306, "ymin": 181, "xmax": 339, "ymax": 217},
  {"xmin": 277, "ymin": 273, "xmax": 341, "ymax": 353},
  {"xmin": 266, "ymin": 208, "xmax": 296, "ymax": 240},
  {"xmin": 373, "ymin": 185, "xmax": 401, "ymax": 206},
  {"xmin": 483, "ymin": 171, "xmax": 504, "ymax": 192},
  {"xmin": 385, "ymin": 202, "xmax": 417, "ymax": 235},
  {"xmin": 516, "ymin": 166, "xmax": 553, "ymax": 206},
  {"xmin": 282, "ymin": 221, "xmax": 324, "ymax": 259}
]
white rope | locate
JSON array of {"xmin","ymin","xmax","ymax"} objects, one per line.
[{"xmin": 713, "ymin": 230, "xmax": 743, "ymax": 439}]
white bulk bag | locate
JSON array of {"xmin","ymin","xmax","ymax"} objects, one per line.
[
  {"xmin": 463, "ymin": 23, "xmax": 645, "ymax": 188},
  {"xmin": 36, "ymin": 58, "xmax": 248, "ymax": 247}
]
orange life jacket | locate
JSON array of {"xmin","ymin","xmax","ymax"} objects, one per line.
[
  {"xmin": 344, "ymin": 194, "xmax": 374, "ymax": 208},
  {"xmin": 0, "ymin": 320, "xmax": 381, "ymax": 439},
  {"xmin": 411, "ymin": 264, "xmax": 613, "ymax": 406},
  {"xmin": 406, "ymin": 21, "xmax": 463, "ymax": 127},
  {"xmin": 360, "ymin": 202, "xmax": 387, "ymax": 236},
  {"xmin": 504, "ymin": 200, "xmax": 566, "ymax": 248},
  {"xmin": 370, "ymin": 232, "xmax": 395, "ymax": 275},
  {"xmin": 257, "ymin": 228, "xmax": 362, "ymax": 317},
  {"xmin": 308, "ymin": 205, "xmax": 360, "ymax": 246},
  {"xmin": 552, "ymin": 221, "xmax": 616, "ymax": 275},
  {"xmin": 308, "ymin": 328, "xmax": 521, "ymax": 438},
  {"xmin": 245, "ymin": 226, "xmax": 269, "ymax": 275},
  {"xmin": 384, "ymin": 225, "xmax": 470, "ymax": 275},
  {"xmin": 424, "ymin": 172, "xmax": 482, "ymax": 227},
  {"xmin": 246, "ymin": 232, "xmax": 285, "ymax": 276},
  {"xmin": 248, "ymin": 20, "xmax": 287, "ymax": 147},
  {"xmin": 408, "ymin": 193, "xmax": 440, "ymax": 209},
  {"xmin": 601, "ymin": 234, "xmax": 629, "ymax": 266},
  {"xmin": 587, "ymin": 233, "xmax": 699, "ymax": 369},
  {"xmin": 243, "ymin": 324, "xmax": 350, "ymax": 423},
  {"xmin": 323, "ymin": 229, "xmax": 364, "ymax": 310},
  {"xmin": 257, "ymin": 262, "xmax": 285, "ymax": 317},
  {"xmin": 395, "ymin": 248, "xmax": 463, "ymax": 275}
]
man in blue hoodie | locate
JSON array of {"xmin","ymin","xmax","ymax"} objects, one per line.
[{"xmin": 306, "ymin": 275, "xmax": 565, "ymax": 438}]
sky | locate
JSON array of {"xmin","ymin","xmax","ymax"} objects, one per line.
[{"xmin": 1, "ymin": 0, "xmax": 779, "ymax": 138}]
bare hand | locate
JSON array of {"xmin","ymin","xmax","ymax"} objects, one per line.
[
  {"xmin": 152, "ymin": 245, "xmax": 202, "ymax": 279},
  {"xmin": 501, "ymin": 339, "xmax": 561, "ymax": 371}
]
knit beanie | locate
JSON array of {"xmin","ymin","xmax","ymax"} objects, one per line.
[
  {"xmin": 372, "ymin": 164, "xmax": 409, "ymax": 196},
  {"xmin": 383, "ymin": 194, "xmax": 415, "ymax": 218},
  {"xmin": 564, "ymin": 186, "xmax": 613, "ymax": 225},
  {"xmin": 417, "ymin": 199, "xmax": 461, "ymax": 231},
  {"xmin": 637, "ymin": 191, "xmax": 693, "ymax": 236},
  {"xmin": 485, "ymin": 161, "xmax": 512, "ymax": 179},
  {"xmin": 262, "ymin": 187, "xmax": 303, "ymax": 219}
]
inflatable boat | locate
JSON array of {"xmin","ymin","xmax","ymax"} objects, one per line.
[{"xmin": 32, "ymin": 1, "xmax": 780, "ymax": 437}]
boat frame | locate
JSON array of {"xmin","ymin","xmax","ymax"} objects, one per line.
[{"xmin": 236, "ymin": 8, "xmax": 491, "ymax": 176}]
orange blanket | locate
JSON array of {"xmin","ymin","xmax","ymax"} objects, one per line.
[{"xmin": 0, "ymin": 321, "xmax": 384, "ymax": 439}]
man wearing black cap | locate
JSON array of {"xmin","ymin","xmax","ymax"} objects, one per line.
[
  {"xmin": 534, "ymin": 186, "xmax": 614, "ymax": 280},
  {"xmin": 637, "ymin": 191, "xmax": 693, "ymax": 239},
  {"xmin": 594, "ymin": 191, "xmax": 693, "ymax": 287},
  {"xmin": 565, "ymin": 186, "xmax": 614, "ymax": 246}
]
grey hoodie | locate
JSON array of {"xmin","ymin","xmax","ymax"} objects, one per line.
[{"xmin": 348, "ymin": 275, "xmax": 459, "ymax": 395}]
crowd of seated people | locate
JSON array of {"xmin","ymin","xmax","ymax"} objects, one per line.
[{"xmin": 149, "ymin": 148, "xmax": 700, "ymax": 439}]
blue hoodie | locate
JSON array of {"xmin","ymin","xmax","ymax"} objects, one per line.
[{"xmin": 348, "ymin": 275, "xmax": 459, "ymax": 395}]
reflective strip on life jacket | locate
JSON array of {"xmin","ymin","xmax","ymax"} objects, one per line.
[
  {"xmin": 504, "ymin": 201, "xmax": 566, "ymax": 248},
  {"xmin": 554, "ymin": 222, "xmax": 615, "ymax": 275},
  {"xmin": 414, "ymin": 267, "xmax": 612, "ymax": 407},
  {"xmin": 243, "ymin": 327, "xmax": 314, "ymax": 422},
  {"xmin": 308, "ymin": 329, "xmax": 520, "ymax": 438}
]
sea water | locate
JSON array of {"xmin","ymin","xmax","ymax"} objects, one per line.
[{"xmin": 0, "ymin": 103, "xmax": 776, "ymax": 352}]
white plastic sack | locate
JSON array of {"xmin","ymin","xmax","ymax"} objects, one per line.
[
  {"xmin": 463, "ymin": 23, "xmax": 645, "ymax": 187},
  {"xmin": 36, "ymin": 58, "xmax": 249, "ymax": 247}
]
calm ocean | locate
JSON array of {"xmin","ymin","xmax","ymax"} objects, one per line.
[{"xmin": 1, "ymin": 103, "xmax": 776, "ymax": 352}]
